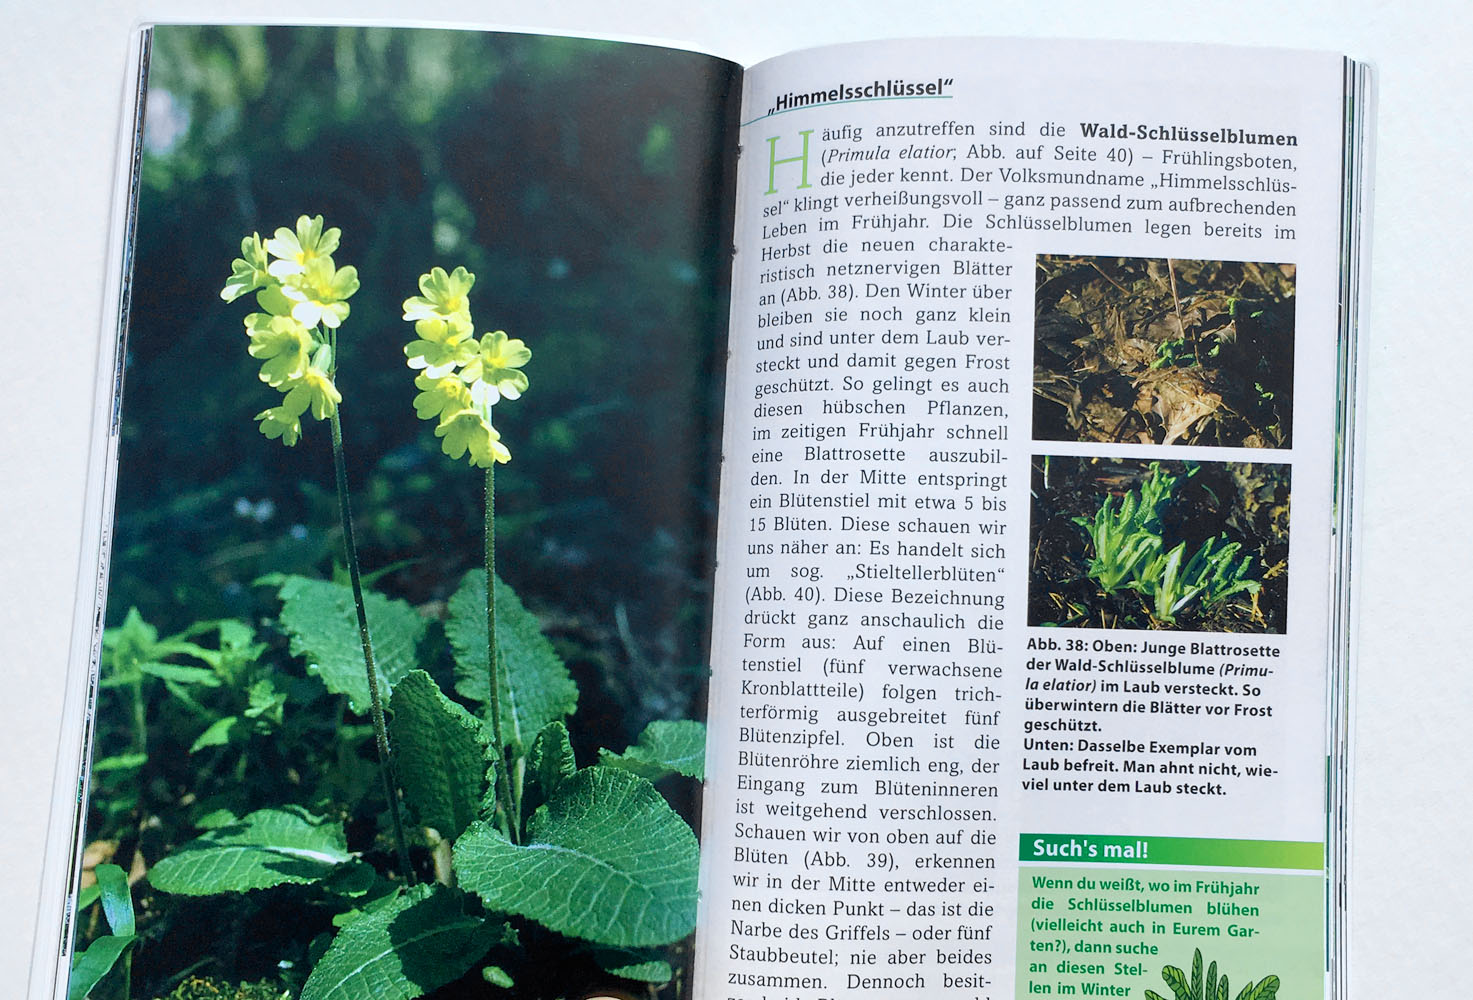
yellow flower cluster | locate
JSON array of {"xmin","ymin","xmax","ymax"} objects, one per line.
[
  {"xmin": 221, "ymin": 216, "xmax": 359, "ymax": 445},
  {"xmin": 403, "ymin": 267, "xmax": 530, "ymax": 467}
]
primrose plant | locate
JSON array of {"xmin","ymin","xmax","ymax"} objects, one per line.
[
  {"xmin": 1073, "ymin": 463, "xmax": 1259, "ymax": 626},
  {"xmin": 133, "ymin": 223, "xmax": 705, "ymax": 1000}
]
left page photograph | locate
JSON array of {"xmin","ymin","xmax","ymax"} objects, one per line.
[{"xmin": 36, "ymin": 24, "xmax": 740, "ymax": 1000}]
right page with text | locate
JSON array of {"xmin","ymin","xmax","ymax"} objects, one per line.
[{"xmin": 699, "ymin": 37, "xmax": 1351, "ymax": 1000}]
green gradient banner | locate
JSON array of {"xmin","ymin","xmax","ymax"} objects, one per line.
[{"xmin": 1018, "ymin": 834, "xmax": 1324, "ymax": 870}]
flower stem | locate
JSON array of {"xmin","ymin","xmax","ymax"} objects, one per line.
[
  {"xmin": 329, "ymin": 405, "xmax": 415, "ymax": 881},
  {"xmin": 484, "ymin": 465, "xmax": 519, "ymax": 842}
]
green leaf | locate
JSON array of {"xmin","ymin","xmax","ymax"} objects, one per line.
[
  {"xmin": 1246, "ymin": 977, "xmax": 1280, "ymax": 1000},
  {"xmin": 140, "ymin": 662, "xmax": 221, "ymax": 686},
  {"xmin": 68, "ymin": 934, "xmax": 135, "ymax": 1000},
  {"xmin": 301, "ymin": 883, "xmax": 500, "ymax": 1000},
  {"xmin": 149, "ymin": 806, "xmax": 351, "ymax": 895},
  {"xmin": 190, "ymin": 716, "xmax": 242, "ymax": 753},
  {"xmin": 446, "ymin": 571, "xmax": 577, "ymax": 751},
  {"xmin": 523, "ymin": 721, "xmax": 576, "ymax": 818},
  {"xmin": 389, "ymin": 670, "xmax": 490, "ymax": 840},
  {"xmin": 91, "ymin": 753, "xmax": 147, "ymax": 772},
  {"xmin": 590, "ymin": 947, "xmax": 673, "ymax": 984},
  {"xmin": 1163, "ymin": 965, "xmax": 1192, "ymax": 1000},
  {"xmin": 1191, "ymin": 948, "xmax": 1203, "ymax": 1000},
  {"xmin": 94, "ymin": 864, "xmax": 134, "ymax": 937},
  {"xmin": 277, "ymin": 576, "xmax": 427, "ymax": 714},
  {"xmin": 454, "ymin": 767, "xmax": 698, "ymax": 947},
  {"xmin": 599, "ymin": 720, "xmax": 706, "ymax": 781},
  {"xmin": 482, "ymin": 965, "xmax": 514, "ymax": 988}
]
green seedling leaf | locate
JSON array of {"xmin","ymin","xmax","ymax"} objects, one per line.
[
  {"xmin": 454, "ymin": 767, "xmax": 698, "ymax": 947},
  {"xmin": 300, "ymin": 883, "xmax": 501, "ymax": 1000},
  {"xmin": 599, "ymin": 719, "xmax": 706, "ymax": 781},
  {"xmin": 68, "ymin": 934, "xmax": 136, "ymax": 1000},
  {"xmin": 190, "ymin": 716, "xmax": 242, "ymax": 753},
  {"xmin": 149, "ymin": 806, "xmax": 351, "ymax": 895},
  {"xmin": 389, "ymin": 670, "xmax": 490, "ymax": 840},
  {"xmin": 446, "ymin": 570, "xmax": 577, "ymax": 751},
  {"xmin": 523, "ymin": 721, "xmax": 576, "ymax": 818},
  {"xmin": 277, "ymin": 576, "xmax": 427, "ymax": 714},
  {"xmin": 91, "ymin": 753, "xmax": 148, "ymax": 772},
  {"xmin": 139, "ymin": 662, "xmax": 222, "ymax": 686},
  {"xmin": 95, "ymin": 864, "xmax": 135, "ymax": 937},
  {"xmin": 482, "ymin": 965, "xmax": 514, "ymax": 988}
]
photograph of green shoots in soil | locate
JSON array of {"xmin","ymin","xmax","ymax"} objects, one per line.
[
  {"xmin": 1033, "ymin": 255, "xmax": 1295, "ymax": 448},
  {"xmin": 65, "ymin": 25, "xmax": 739, "ymax": 1000},
  {"xmin": 1028, "ymin": 456, "xmax": 1290, "ymax": 633}
]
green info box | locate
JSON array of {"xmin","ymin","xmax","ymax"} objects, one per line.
[{"xmin": 1015, "ymin": 836, "xmax": 1323, "ymax": 1000}]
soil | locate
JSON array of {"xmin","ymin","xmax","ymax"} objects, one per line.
[{"xmin": 1032, "ymin": 257, "xmax": 1295, "ymax": 449}]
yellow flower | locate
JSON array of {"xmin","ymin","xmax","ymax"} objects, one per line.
[
  {"xmin": 460, "ymin": 331, "xmax": 530, "ymax": 402},
  {"xmin": 256, "ymin": 406, "xmax": 303, "ymax": 446},
  {"xmin": 222, "ymin": 233, "xmax": 272, "ymax": 302},
  {"xmin": 412, "ymin": 373, "xmax": 473, "ymax": 423},
  {"xmin": 245, "ymin": 313, "xmax": 314, "ymax": 387},
  {"xmin": 282, "ymin": 256, "xmax": 359, "ymax": 329},
  {"xmin": 404, "ymin": 317, "xmax": 477, "ymax": 377},
  {"xmin": 281, "ymin": 367, "xmax": 342, "ymax": 421},
  {"xmin": 434, "ymin": 409, "xmax": 510, "ymax": 468},
  {"xmin": 402, "ymin": 266, "xmax": 475, "ymax": 327},
  {"xmin": 264, "ymin": 215, "xmax": 342, "ymax": 279}
]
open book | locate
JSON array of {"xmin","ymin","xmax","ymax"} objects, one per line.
[{"xmin": 30, "ymin": 24, "xmax": 1373, "ymax": 1000}]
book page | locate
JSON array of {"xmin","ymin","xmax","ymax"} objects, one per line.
[
  {"xmin": 37, "ymin": 25, "xmax": 740, "ymax": 1000},
  {"xmin": 699, "ymin": 37, "xmax": 1349, "ymax": 1000}
]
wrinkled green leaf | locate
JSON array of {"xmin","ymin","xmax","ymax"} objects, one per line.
[
  {"xmin": 389, "ymin": 670, "xmax": 489, "ymax": 840},
  {"xmin": 150, "ymin": 806, "xmax": 351, "ymax": 895},
  {"xmin": 523, "ymin": 721, "xmax": 575, "ymax": 817},
  {"xmin": 599, "ymin": 719, "xmax": 705, "ymax": 781},
  {"xmin": 446, "ymin": 571, "xmax": 577, "ymax": 751},
  {"xmin": 590, "ymin": 947, "xmax": 673, "ymax": 984},
  {"xmin": 277, "ymin": 576, "xmax": 426, "ymax": 713},
  {"xmin": 454, "ymin": 767, "xmax": 698, "ymax": 947},
  {"xmin": 482, "ymin": 965, "xmax": 513, "ymax": 988},
  {"xmin": 301, "ymin": 883, "xmax": 499, "ymax": 1000}
]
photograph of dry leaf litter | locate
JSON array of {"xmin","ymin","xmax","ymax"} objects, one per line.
[{"xmin": 1032, "ymin": 256, "xmax": 1295, "ymax": 448}]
